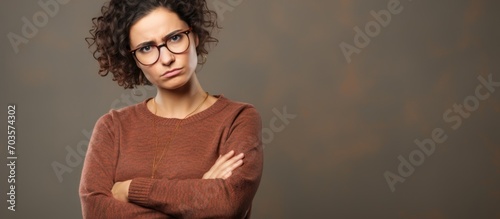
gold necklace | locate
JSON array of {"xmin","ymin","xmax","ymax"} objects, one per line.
[{"xmin": 151, "ymin": 92, "xmax": 209, "ymax": 179}]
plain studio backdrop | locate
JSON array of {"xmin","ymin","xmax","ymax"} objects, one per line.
[{"xmin": 1, "ymin": 0, "xmax": 499, "ymax": 218}]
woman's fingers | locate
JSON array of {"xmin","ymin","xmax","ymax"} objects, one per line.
[
  {"xmin": 213, "ymin": 151, "xmax": 243, "ymax": 171},
  {"xmin": 222, "ymin": 171, "xmax": 232, "ymax": 180},
  {"xmin": 215, "ymin": 153, "xmax": 244, "ymax": 178},
  {"xmin": 211, "ymin": 150, "xmax": 234, "ymax": 168},
  {"xmin": 219, "ymin": 153, "xmax": 244, "ymax": 172},
  {"xmin": 203, "ymin": 151, "xmax": 245, "ymax": 179},
  {"xmin": 203, "ymin": 151, "xmax": 234, "ymax": 179},
  {"xmin": 221, "ymin": 158, "xmax": 243, "ymax": 179}
]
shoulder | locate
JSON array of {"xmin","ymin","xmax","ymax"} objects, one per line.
[
  {"xmin": 217, "ymin": 96, "xmax": 262, "ymax": 127},
  {"xmin": 94, "ymin": 99, "xmax": 149, "ymax": 128},
  {"xmin": 219, "ymin": 95, "xmax": 260, "ymax": 116}
]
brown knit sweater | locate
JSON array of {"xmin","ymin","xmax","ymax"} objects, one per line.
[{"xmin": 79, "ymin": 95, "xmax": 263, "ymax": 218}]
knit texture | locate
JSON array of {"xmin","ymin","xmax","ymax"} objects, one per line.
[{"xmin": 79, "ymin": 95, "xmax": 263, "ymax": 218}]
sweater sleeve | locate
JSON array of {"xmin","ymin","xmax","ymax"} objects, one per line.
[
  {"xmin": 79, "ymin": 113, "xmax": 166, "ymax": 219},
  {"xmin": 127, "ymin": 106, "xmax": 264, "ymax": 218}
]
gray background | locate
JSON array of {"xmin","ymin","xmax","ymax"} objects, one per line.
[{"xmin": 1, "ymin": 0, "xmax": 499, "ymax": 218}]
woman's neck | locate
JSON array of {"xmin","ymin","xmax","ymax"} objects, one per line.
[{"xmin": 152, "ymin": 75, "xmax": 208, "ymax": 119}]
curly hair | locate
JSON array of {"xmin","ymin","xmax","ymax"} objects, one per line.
[{"xmin": 87, "ymin": 0, "xmax": 219, "ymax": 89}]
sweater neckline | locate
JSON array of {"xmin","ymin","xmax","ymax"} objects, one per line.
[{"xmin": 138, "ymin": 94, "xmax": 228, "ymax": 125}]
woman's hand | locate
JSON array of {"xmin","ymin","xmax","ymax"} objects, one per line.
[
  {"xmin": 111, "ymin": 151, "xmax": 242, "ymax": 202},
  {"xmin": 203, "ymin": 150, "xmax": 244, "ymax": 180},
  {"xmin": 112, "ymin": 180, "xmax": 131, "ymax": 202}
]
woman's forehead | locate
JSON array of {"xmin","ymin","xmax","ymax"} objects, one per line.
[{"xmin": 129, "ymin": 7, "xmax": 187, "ymax": 45}]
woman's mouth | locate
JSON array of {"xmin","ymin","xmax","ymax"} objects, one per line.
[{"xmin": 161, "ymin": 68, "xmax": 182, "ymax": 78}]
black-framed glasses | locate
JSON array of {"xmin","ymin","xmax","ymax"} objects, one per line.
[{"xmin": 130, "ymin": 28, "xmax": 192, "ymax": 66}]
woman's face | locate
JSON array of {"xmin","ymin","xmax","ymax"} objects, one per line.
[{"xmin": 129, "ymin": 7, "xmax": 198, "ymax": 90}]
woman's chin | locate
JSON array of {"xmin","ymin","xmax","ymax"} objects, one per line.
[{"xmin": 156, "ymin": 79, "xmax": 190, "ymax": 92}]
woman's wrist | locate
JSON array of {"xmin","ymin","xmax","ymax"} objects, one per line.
[{"xmin": 112, "ymin": 180, "xmax": 131, "ymax": 202}]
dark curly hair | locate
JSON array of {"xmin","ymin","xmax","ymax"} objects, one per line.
[{"xmin": 87, "ymin": 0, "xmax": 219, "ymax": 89}]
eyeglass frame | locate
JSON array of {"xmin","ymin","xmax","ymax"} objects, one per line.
[{"xmin": 129, "ymin": 28, "xmax": 192, "ymax": 66}]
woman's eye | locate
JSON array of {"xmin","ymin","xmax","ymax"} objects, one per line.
[
  {"xmin": 138, "ymin": 45, "xmax": 152, "ymax": 53},
  {"xmin": 170, "ymin": 34, "xmax": 183, "ymax": 42}
]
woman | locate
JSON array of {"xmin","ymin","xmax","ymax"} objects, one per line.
[{"xmin": 79, "ymin": 0, "xmax": 263, "ymax": 218}]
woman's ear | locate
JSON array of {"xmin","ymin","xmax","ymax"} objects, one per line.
[{"xmin": 193, "ymin": 32, "xmax": 199, "ymax": 47}]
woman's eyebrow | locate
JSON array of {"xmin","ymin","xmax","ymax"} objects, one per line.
[
  {"xmin": 134, "ymin": 41, "xmax": 155, "ymax": 50},
  {"xmin": 162, "ymin": 29, "xmax": 182, "ymax": 41},
  {"xmin": 133, "ymin": 29, "xmax": 183, "ymax": 50}
]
